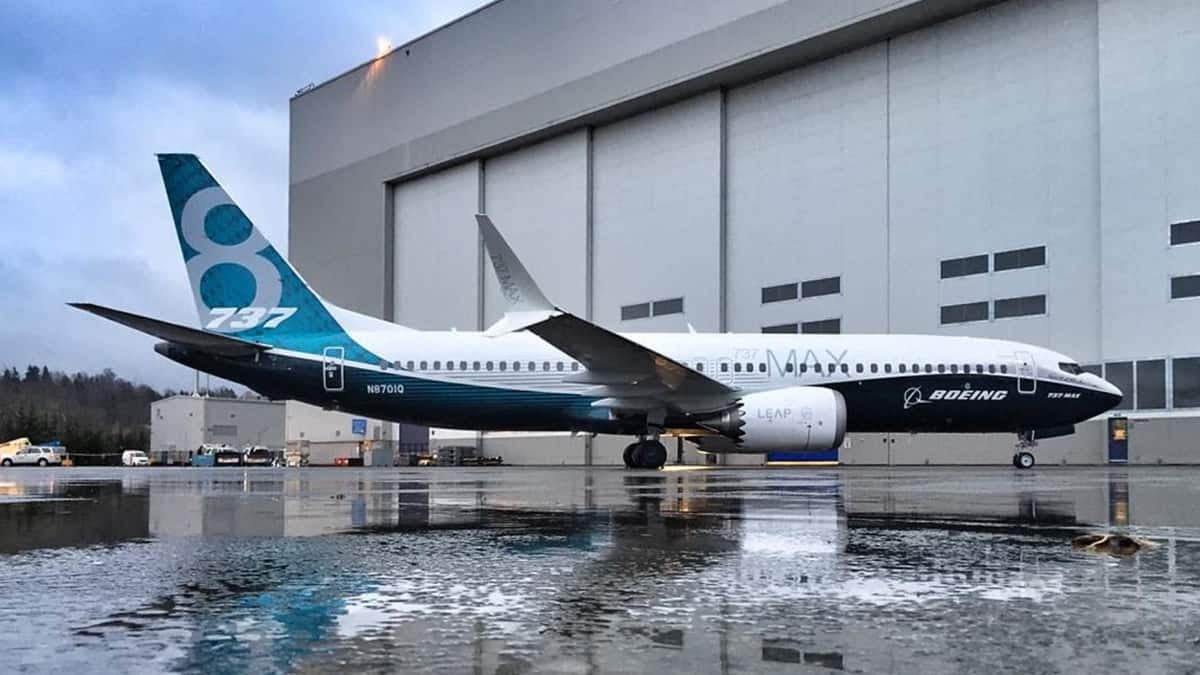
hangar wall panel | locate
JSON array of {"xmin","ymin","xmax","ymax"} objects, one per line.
[
  {"xmin": 1098, "ymin": 0, "xmax": 1200, "ymax": 362},
  {"xmin": 482, "ymin": 132, "xmax": 588, "ymax": 326},
  {"xmin": 592, "ymin": 93, "xmax": 722, "ymax": 331},
  {"xmin": 393, "ymin": 161, "xmax": 480, "ymax": 329},
  {"xmin": 888, "ymin": 0, "xmax": 1101, "ymax": 359},
  {"xmin": 726, "ymin": 45, "xmax": 889, "ymax": 334}
]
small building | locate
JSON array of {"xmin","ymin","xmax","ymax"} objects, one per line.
[
  {"xmin": 150, "ymin": 395, "xmax": 285, "ymax": 464},
  {"xmin": 284, "ymin": 401, "xmax": 428, "ymax": 466}
]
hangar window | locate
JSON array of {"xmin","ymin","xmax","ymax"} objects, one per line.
[
  {"xmin": 1105, "ymin": 362, "xmax": 1133, "ymax": 410},
  {"xmin": 1081, "ymin": 364, "xmax": 1101, "ymax": 377},
  {"xmin": 801, "ymin": 276, "xmax": 840, "ymax": 298},
  {"xmin": 1170, "ymin": 220, "xmax": 1200, "ymax": 246},
  {"xmin": 993, "ymin": 246, "xmax": 1046, "ymax": 272},
  {"xmin": 994, "ymin": 294, "xmax": 1046, "ymax": 319},
  {"xmin": 420, "ymin": 361, "xmax": 427, "ymax": 370},
  {"xmin": 762, "ymin": 283, "xmax": 799, "ymax": 304},
  {"xmin": 801, "ymin": 318, "xmax": 841, "ymax": 334},
  {"xmin": 1137, "ymin": 360, "xmax": 1166, "ymax": 409},
  {"xmin": 1170, "ymin": 274, "xmax": 1200, "ymax": 299},
  {"xmin": 621, "ymin": 303, "xmax": 650, "ymax": 321},
  {"xmin": 940, "ymin": 254, "xmax": 989, "ymax": 279},
  {"xmin": 1173, "ymin": 358, "xmax": 1200, "ymax": 408},
  {"xmin": 762, "ymin": 323, "xmax": 798, "ymax": 334},
  {"xmin": 652, "ymin": 297, "xmax": 685, "ymax": 316},
  {"xmin": 940, "ymin": 301, "xmax": 989, "ymax": 324}
]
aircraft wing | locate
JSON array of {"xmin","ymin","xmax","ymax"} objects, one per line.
[
  {"xmin": 475, "ymin": 215, "xmax": 736, "ymax": 413},
  {"xmin": 68, "ymin": 303, "xmax": 270, "ymax": 356}
]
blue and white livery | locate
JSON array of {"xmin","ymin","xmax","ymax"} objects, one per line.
[{"xmin": 73, "ymin": 155, "xmax": 1122, "ymax": 469}]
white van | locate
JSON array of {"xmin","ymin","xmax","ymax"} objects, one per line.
[{"xmin": 122, "ymin": 450, "xmax": 150, "ymax": 466}]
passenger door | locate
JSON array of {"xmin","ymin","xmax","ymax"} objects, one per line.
[
  {"xmin": 322, "ymin": 346, "xmax": 345, "ymax": 392},
  {"xmin": 1014, "ymin": 351, "xmax": 1036, "ymax": 395}
]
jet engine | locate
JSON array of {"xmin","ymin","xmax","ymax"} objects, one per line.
[{"xmin": 695, "ymin": 386, "xmax": 847, "ymax": 453}]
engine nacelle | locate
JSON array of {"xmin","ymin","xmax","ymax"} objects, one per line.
[{"xmin": 696, "ymin": 386, "xmax": 847, "ymax": 453}]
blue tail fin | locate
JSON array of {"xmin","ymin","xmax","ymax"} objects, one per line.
[{"xmin": 157, "ymin": 154, "xmax": 365, "ymax": 356}]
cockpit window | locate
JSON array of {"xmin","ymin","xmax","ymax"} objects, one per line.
[{"xmin": 1059, "ymin": 362, "xmax": 1084, "ymax": 375}]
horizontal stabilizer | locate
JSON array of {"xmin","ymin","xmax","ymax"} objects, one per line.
[{"xmin": 68, "ymin": 303, "xmax": 269, "ymax": 356}]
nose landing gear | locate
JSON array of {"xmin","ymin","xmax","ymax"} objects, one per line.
[
  {"xmin": 1012, "ymin": 431, "xmax": 1037, "ymax": 469},
  {"xmin": 623, "ymin": 439, "xmax": 667, "ymax": 470}
]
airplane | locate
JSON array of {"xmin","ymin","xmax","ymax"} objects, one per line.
[{"xmin": 72, "ymin": 155, "xmax": 1122, "ymax": 470}]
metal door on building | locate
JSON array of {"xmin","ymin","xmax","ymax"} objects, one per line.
[
  {"xmin": 322, "ymin": 346, "xmax": 345, "ymax": 392},
  {"xmin": 1108, "ymin": 417, "xmax": 1129, "ymax": 464},
  {"xmin": 1014, "ymin": 351, "xmax": 1036, "ymax": 394}
]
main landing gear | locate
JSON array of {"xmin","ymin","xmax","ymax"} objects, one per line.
[
  {"xmin": 1012, "ymin": 431, "xmax": 1036, "ymax": 469},
  {"xmin": 623, "ymin": 439, "xmax": 667, "ymax": 470}
]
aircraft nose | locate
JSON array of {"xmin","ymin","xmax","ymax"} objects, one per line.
[{"xmin": 1088, "ymin": 375, "xmax": 1123, "ymax": 411}]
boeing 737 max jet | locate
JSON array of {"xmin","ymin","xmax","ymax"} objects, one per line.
[{"xmin": 73, "ymin": 155, "xmax": 1122, "ymax": 469}]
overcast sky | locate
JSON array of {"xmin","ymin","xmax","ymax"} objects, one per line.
[{"xmin": 0, "ymin": 0, "xmax": 486, "ymax": 390}]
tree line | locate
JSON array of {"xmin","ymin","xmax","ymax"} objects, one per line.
[{"xmin": 0, "ymin": 365, "xmax": 236, "ymax": 464}]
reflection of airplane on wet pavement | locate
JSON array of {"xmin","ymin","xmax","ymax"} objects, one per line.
[{"xmin": 74, "ymin": 155, "xmax": 1121, "ymax": 469}]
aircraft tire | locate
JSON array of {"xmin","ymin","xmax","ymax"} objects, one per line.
[
  {"xmin": 640, "ymin": 441, "xmax": 667, "ymax": 470},
  {"xmin": 623, "ymin": 443, "xmax": 638, "ymax": 469},
  {"xmin": 1014, "ymin": 451, "xmax": 1035, "ymax": 470}
]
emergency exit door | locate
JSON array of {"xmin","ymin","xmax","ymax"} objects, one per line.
[
  {"xmin": 322, "ymin": 346, "xmax": 344, "ymax": 392},
  {"xmin": 1014, "ymin": 351, "xmax": 1036, "ymax": 395}
]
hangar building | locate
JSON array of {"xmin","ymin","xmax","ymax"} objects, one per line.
[{"xmin": 288, "ymin": 0, "xmax": 1200, "ymax": 465}]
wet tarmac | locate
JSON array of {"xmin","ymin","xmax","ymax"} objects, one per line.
[{"xmin": 1, "ymin": 465, "xmax": 1198, "ymax": 674}]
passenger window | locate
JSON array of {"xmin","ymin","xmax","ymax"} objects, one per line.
[
  {"xmin": 988, "ymin": 364, "xmax": 996, "ymax": 374},
  {"xmin": 899, "ymin": 364, "xmax": 907, "ymax": 374},
  {"xmin": 734, "ymin": 363, "xmax": 742, "ymax": 373},
  {"xmin": 759, "ymin": 363, "xmax": 766, "ymax": 373},
  {"xmin": 856, "ymin": 364, "xmax": 864, "ymax": 374},
  {"xmin": 697, "ymin": 363, "xmax": 705, "ymax": 372},
  {"xmin": 827, "ymin": 364, "xmax": 835, "ymax": 373},
  {"xmin": 420, "ymin": 361, "xmax": 428, "ymax": 370},
  {"xmin": 949, "ymin": 364, "xmax": 958, "ymax": 374},
  {"xmin": 786, "ymin": 363, "xmax": 794, "ymax": 373},
  {"xmin": 841, "ymin": 364, "xmax": 848, "ymax": 374},
  {"xmin": 571, "ymin": 362, "xmax": 580, "ymax": 371},
  {"xmin": 884, "ymin": 364, "xmax": 892, "ymax": 374},
  {"xmin": 380, "ymin": 360, "xmax": 389, "ymax": 370},
  {"xmin": 925, "ymin": 364, "xmax": 933, "ymax": 373},
  {"xmin": 1000, "ymin": 365, "xmax": 1008, "ymax": 374},
  {"xmin": 870, "ymin": 364, "xmax": 878, "ymax": 373},
  {"xmin": 445, "ymin": 361, "xmax": 453, "ymax": 371},
  {"xmin": 963, "ymin": 364, "xmax": 971, "ymax": 374},
  {"xmin": 460, "ymin": 361, "xmax": 468, "ymax": 370},
  {"xmin": 499, "ymin": 361, "xmax": 508, "ymax": 371},
  {"xmin": 513, "ymin": 361, "xmax": 520, "ymax": 371},
  {"xmin": 720, "ymin": 362, "xmax": 729, "ymax": 373},
  {"xmin": 800, "ymin": 363, "xmax": 808, "ymax": 374},
  {"xmin": 745, "ymin": 362, "xmax": 754, "ymax": 372},
  {"xmin": 406, "ymin": 360, "xmax": 414, "ymax": 371},
  {"xmin": 938, "ymin": 364, "xmax": 946, "ymax": 374},
  {"xmin": 814, "ymin": 364, "xmax": 822, "ymax": 373},
  {"xmin": 486, "ymin": 361, "xmax": 494, "ymax": 371},
  {"xmin": 528, "ymin": 361, "xmax": 535, "ymax": 371},
  {"xmin": 556, "ymin": 362, "xmax": 564, "ymax": 372},
  {"xmin": 543, "ymin": 361, "xmax": 551, "ymax": 371},
  {"xmin": 433, "ymin": 361, "xmax": 441, "ymax": 370},
  {"xmin": 912, "ymin": 363, "xmax": 919, "ymax": 373}
]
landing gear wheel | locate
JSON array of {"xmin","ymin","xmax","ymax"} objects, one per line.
[
  {"xmin": 639, "ymin": 441, "xmax": 667, "ymax": 470},
  {"xmin": 1013, "ymin": 451, "xmax": 1035, "ymax": 470},
  {"xmin": 623, "ymin": 443, "xmax": 638, "ymax": 469}
]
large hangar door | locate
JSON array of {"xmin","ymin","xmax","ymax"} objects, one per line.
[
  {"xmin": 592, "ymin": 93, "xmax": 722, "ymax": 331},
  {"xmin": 483, "ymin": 132, "xmax": 588, "ymax": 326},
  {"xmin": 393, "ymin": 162, "xmax": 481, "ymax": 330},
  {"xmin": 726, "ymin": 45, "xmax": 890, "ymax": 334}
]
